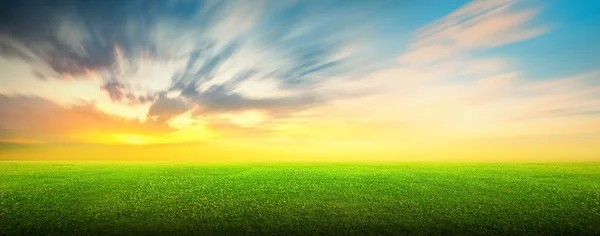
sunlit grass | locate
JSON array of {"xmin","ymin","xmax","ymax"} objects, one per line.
[{"xmin": 1, "ymin": 162, "xmax": 599, "ymax": 235}]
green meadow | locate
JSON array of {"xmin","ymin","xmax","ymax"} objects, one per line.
[{"xmin": 1, "ymin": 162, "xmax": 599, "ymax": 235}]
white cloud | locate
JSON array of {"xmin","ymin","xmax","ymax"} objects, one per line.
[
  {"xmin": 399, "ymin": 0, "xmax": 548, "ymax": 65},
  {"xmin": 314, "ymin": 0, "xmax": 600, "ymax": 141},
  {"xmin": 209, "ymin": 0, "xmax": 264, "ymax": 42}
]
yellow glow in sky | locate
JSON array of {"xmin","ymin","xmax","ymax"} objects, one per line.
[{"xmin": 1, "ymin": 0, "xmax": 600, "ymax": 161}]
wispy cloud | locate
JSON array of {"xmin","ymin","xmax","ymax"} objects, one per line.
[
  {"xmin": 1, "ymin": 0, "xmax": 599, "ymax": 152},
  {"xmin": 0, "ymin": 0, "xmax": 383, "ymax": 122},
  {"xmin": 399, "ymin": 0, "xmax": 548, "ymax": 65},
  {"xmin": 314, "ymin": 0, "xmax": 600, "ymax": 141}
]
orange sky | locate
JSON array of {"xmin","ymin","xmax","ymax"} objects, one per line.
[{"xmin": 1, "ymin": 0, "xmax": 600, "ymax": 161}]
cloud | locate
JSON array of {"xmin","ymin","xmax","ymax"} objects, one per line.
[
  {"xmin": 148, "ymin": 95, "xmax": 191, "ymax": 123},
  {"xmin": 398, "ymin": 0, "xmax": 548, "ymax": 65},
  {"xmin": 508, "ymin": 71, "xmax": 600, "ymax": 120},
  {"xmin": 100, "ymin": 82, "xmax": 126, "ymax": 102},
  {"xmin": 0, "ymin": 94, "xmax": 170, "ymax": 143},
  {"xmin": 0, "ymin": 0, "xmax": 148, "ymax": 77},
  {"xmin": 101, "ymin": 81, "xmax": 158, "ymax": 105},
  {"xmin": 1, "ymin": 0, "xmax": 384, "ymax": 118},
  {"xmin": 5, "ymin": 0, "xmax": 594, "ymax": 144},
  {"xmin": 324, "ymin": 67, "xmax": 600, "ymax": 140},
  {"xmin": 309, "ymin": 0, "xmax": 600, "ymax": 141},
  {"xmin": 191, "ymin": 85, "xmax": 318, "ymax": 115}
]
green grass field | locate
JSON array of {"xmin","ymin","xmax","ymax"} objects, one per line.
[{"xmin": 1, "ymin": 163, "xmax": 599, "ymax": 235}]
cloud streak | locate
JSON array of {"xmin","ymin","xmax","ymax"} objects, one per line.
[
  {"xmin": 0, "ymin": 0, "xmax": 386, "ymax": 122},
  {"xmin": 1, "ymin": 0, "xmax": 599, "ymax": 153},
  {"xmin": 314, "ymin": 0, "xmax": 600, "ymax": 141},
  {"xmin": 399, "ymin": 0, "xmax": 547, "ymax": 65}
]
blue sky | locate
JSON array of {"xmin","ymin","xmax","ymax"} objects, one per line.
[
  {"xmin": 488, "ymin": 0, "xmax": 600, "ymax": 79},
  {"xmin": 0, "ymin": 0, "xmax": 599, "ymax": 161},
  {"xmin": 1, "ymin": 0, "xmax": 597, "ymax": 90}
]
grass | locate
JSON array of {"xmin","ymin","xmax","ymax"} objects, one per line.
[{"xmin": 1, "ymin": 162, "xmax": 599, "ymax": 235}]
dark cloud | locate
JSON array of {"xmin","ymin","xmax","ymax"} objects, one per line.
[
  {"xmin": 147, "ymin": 95, "xmax": 191, "ymax": 123},
  {"xmin": 170, "ymin": 41, "xmax": 238, "ymax": 95},
  {"xmin": 136, "ymin": 94, "xmax": 157, "ymax": 105},
  {"xmin": 268, "ymin": 43, "xmax": 344, "ymax": 89},
  {"xmin": 0, "ymin": 0, "xmax": 232, "ymax": 79},
  {"xmin": 192, "ymin": 85, "xmax": 318, "ymax": 114},
  {"xmin": 100, "ymin": 82, "xmax": 126, "ymax": 102},
  {"xmin": 0, "ymin": 0, "xmax": 146, "ymax": 76},
  {"xmin": 1, "ymin": 0, "xmax": 383, "ymax": 119},
  {"xmin": 145, "ymin": 82, "xmax": 317, "ymax": 123},
  {"xmin": 101, "ymin": 82, "xmax": 157, "ymax": 104}
]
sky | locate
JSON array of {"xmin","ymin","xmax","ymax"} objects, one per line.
[{"xmin": 1, "ymin": 0, "xmax": 599, "ymax": 161}]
